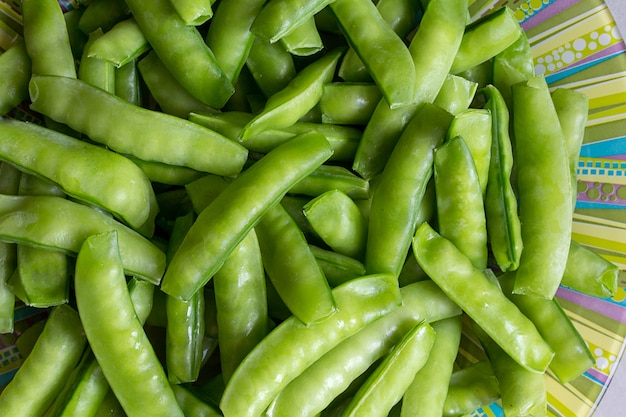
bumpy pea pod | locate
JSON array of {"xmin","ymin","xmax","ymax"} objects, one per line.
[
  {"xmin": 161, "ymin": 132, "xmax": 333, "ymax": 301},
  {"xmin": 220, "ymin": 274, "xmax": 401, "ymax": 417},
  {"xmin": 0, "ymin": 304, "xmax": 87, "ymax": 417},
  {"xmin": 0, "ymin": 41, "xmax": 31, "ymax": 116},
  {"xmin": 434, "ymin": 135, "xmax": 488, "ymax": 270},
  {"xmin": 412, "ymin": 222, "xmax": 554, "ymax": 373},
  {"xmin": 450, "ymin": 6, "xmax": 523, "ymax": 74},
  {"xmin": 400, "ymin": 316, "xmax": 463, "ymax": 417},
  {"xmin": 291, "ymin": 165, "xmax": 370, "ymax": 200},
  {"xmin": 493, "ymin": 31, "xmax": 534, "ymax": 106},
  {"xmin": 320, "ymin": 82, "xmax": 382, "ymax": 125},
  {"xmin": 0, "ymin": 117, "xmax": 157, "ymax": 234},
  {"xmin": 442, "ymin": 361, "xmax": 500, "ymax": 417},
  {"xmin": 78, "ymin": 29, "xmax": 116, "ymax": 94},
  {"xmin": 75, "ymin": 230, "xmax": 184, "ymax": 417},
  {"xmin": 245, "ymin": 35, "xmax": 297, "ymax": 98},
  {"xmin": 0, "ymin": 163, "xmax": 19, "ymax": 333},
  {"xmin": 351, "ymin": 0, "xmax": 467, "ymax": 179},
  {"xmin": 256, "ymin": 203, "xmax": 336, "ymax": 324},
  {"xmin": 168, "ymin": 0, "xmax": 213, "ymax": 25},
  {"xmin": 433, "ymin": 74, "xmax": 478, "ymax": 116},
  {"xmin": 28, "ymin": 75, "xmax": 248, "ymax": 176},
  {"xmin": 482, "ymin": 84, "xmax": 523, "ymax": 272},
  {"xmin": 0, "ymin": 194, "xmax": 166, "ymax": 283},
  {"xmin": 499, "ymin": 271, "xmax": 594, "ymax": 384},
  {"xmin": 365, "ymin": 103, "xmax": 452, "ymax": 278},
  {"xmin": 124, "ymin": 0, "xmax": 234, "ymax": 108},
  {"xmin": 251, "ymin": 0, "xmax": 333, "ymax": 43},
  {"xmin": 87, "ymin": 18, "xmax": 150, "ymax": 68},
  {"xmin": 329, "ymin": 0, "xmax": 415, "ymax": 109},
  {"xmin": 21, "ymin": 0, "xmax": 76, "ymax": 78},
  {"xmin": 512, "ymin": 76, "xmax": 572, "ymax": 299},
  {"xmin": 279, "ymin": 16, "xmax": 324, "ymax": 56},
  {"xmin": 265, "ymin": 280, "xmax": 461, "ymax": 417},
  {"xmin": 473, "ymin": 322, "xmax": 547, "ymax": 417},
  {"xmin": 239, "ymin": 48, "xmax": 342, "ymax": 140},
  {"xmin": 562, "ymin": 240, "xmax": 619, "ymax": 298}
]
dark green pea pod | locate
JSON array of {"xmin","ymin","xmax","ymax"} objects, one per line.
[
  {"xmin": 493, "ymin": 30, "xmax": 534, "ymax": 106},
  {"xmin": 499, "ymin": 271, "xmax": 595, "ymax": 384},
  {"xmin": 309, "ymin": 244, "xmax": 366, "ymax": 287},
  {"xmin": 433, "ymin": 74, "xmax": 478, "ymax": 116},
  {"xmin": 0, "ymin": 305, "xmax": 87, "ymax": 417},
  {"xmin": 219, "ymin": 274, "xmax": 402, "ymax": 417},
  {"xmin": 92, "ymin": 389, "xmax": 126, "ymax": 417},
  {"xmin": 256, "ymin": 203, "xmax": 336, "ymax": 325},
  {"xmin": 291, "ymin": 165, "xmax": 370, "ymax": 200},
  {"xmin": 279, "ymin": 17, "xmax": 324, "ymax": 56},
  {"xmin": 482, "ymin": 84, "xmax": 523, "ymax": 272},
  {"xmin": 115, "ymin": 59, "xmax": 142, "ymax": 106},
  {"xmin": 171, "ymin": 384, "xmax": 222, "ymax": 417},
  {"xmin": 320, "ymin": 82, "xmax": 382, "ymax": 125},
  {"xmin": 0, "ymin": 163, "xmax": 20, "ymax": 334},
  {"xmin": 562, "ymin": 240, "xmax": 619, "ymax": 299},
  {"xmin": 78, "ymin": 29, "xmax": 116, "ymax": 94},
  {"xmin": 412, "ymin": 222, "xmax": 554, "ymax": 373},
  {"xmin": 512, "ymin": 76, "xmax": 572, "ymax": 299},
  {"xmin": 0, "ymin": 41, "xmax": 31, "ymax": 116},
  {"xmin": 239, "ymin": 48, "xmax": 343, "ymax": 141},
  {"xmin": 434, "ymin": 135, "xmax": 488, "ymax": 270},
  {"xmin": 63, "ymin": 8, "xmax": 88, "ymax": 60},
  {"xmin": 251, "ymin": 0, "xmax": 333, "ymax": 43},
  {"xmin": 245, "ymin": 36, "xmax": 297, "ymax": 98},
  {"xmin": 442, "ymin": 361, "xmax": 501, "ymax": 417},
  {"xmin": 128, "ymin": 156, "xmax": 205, "ymax": 186},
  {"xmin": 78, "ymin": 0, "xmax": 130, "ymax": 34}
]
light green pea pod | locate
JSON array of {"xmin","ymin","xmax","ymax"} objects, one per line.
[
  {"xmin": 443, "ymin": 361, "xmax": 501, "ymax": 417},
  {"xmin": 434, "ymin": 135, "xmax": 488, "ymax": 270},
  {"xmin": 341, "ymin": 322, "xmax": 436, "ymax": 417},
  {"xmin": 280, "ymin": 17, "xmax": 324, "ymax": 56},
  {"xmin": 309, "ymin": 244, "xmax": 366, "ymax": 287},
  {"xmin": 493, "ymin": 30, "xmax": 534, "ymax": 106},
  {"xmin": 0, "ymin": 41, "xmax": 31, "ymax": 116},
  {"xmin": 168, "ymin": 0, "xmax": 213, "ymax": 25},
  {"xmin": 239, "ymin": 48, "xmax": 342, "ymax": 140},
  {"xmin": 0, "ymin": 163, "xmax": 20, "ymax": 333},
  {"xmin": 320, "ymin": 83, "xmax": 382, "ymax": 125},
  {"xmin": 78, "ymin": 0, "xmax": 131, "ymax": 34},
  {"xmin": 447, "ymin": 108, "xmax": 492, "ymax": 196},
  {"xmin": 433, "ymin": 74, "xmax": 478, "ymax": 116},
  {"xmin": 78, "ymin": 28, "xmax": 116, "ymax": 93},
  {"xmin": 245, "ymin": 35, "xmax": 297, "ymax": 98},
  {"xmin": 562, "ymin": 240, "xmax": 619, "ymax": 298},
  {"xmin": 251, "ymin": 0, "xmax": 333, "ymax": 43},
  {"xmin": 0, "ymin": 305, "xmax": 87, "ymax": 417},
  {"xmin": 87, "ymin": 18, "xmax": 150, "ymax": 68},
  {"xmin": 291, "ymin": 165, "xmax": 370, "ymax": 200},
  {"xmin": 63, "ymin": 8, "xmax": 88, "ymax": 59},
  {"xmin": 171, "ymin": 384, "xmax": 221, "ymax": 417},
  {"xmin": 303, "ymin": 190, "xmax": 367, "ymax": 259},
  {"xmin": 128, "ymin": 155, "xmax": 205, "ymax": 186},
  {"xmin": 400, "ymin": 316, "xmax": 463, "ymax": 417}
]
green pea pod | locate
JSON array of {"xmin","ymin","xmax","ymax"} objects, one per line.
[
  {"xmin": 78, "ymin": 28, "xmax": 116, "ymax": 93},
  {"xmin": 309, "ymin": 244, "xmax": 366, "ymax": 287},
  {"xmin": 115, "ymin": 59, "xmax": 142, "ymax": 106},
  {"xmin": 219, "ymin": 274, "xmax": 401, "ymax": 417},
  {"xmin": 442, "ymin": 361, "xmax": 500, "ymax": 417},
  {"xmin": 87, "ymin": 18, "xmax": 150, "ymax": 68},
  {"xmin": 171, "ymin": 384, "xmax": 222, "ymax": 417},
  {"xmin": 169, "ymin": 0, "xmax": 213, "ymax": 25},
  {"xmin": 493, "ymin": 30, "xmax": 534, "ymax": 106},
  {"xmin": 75, "ymin": 230, "xmax": 184, "ymax": 417},
  {"xmin": 279, "ymin": 17, "xmax": 324, "ymax": 56},
  {"xmin": 499, "ymin": 271, "xmax": 594, "ymax": 384},
  {"xmin": 245, "ymin": 35, "xmax": 297, "ymax": 98},
  {"xmin": 64, "ymin": 8, "xmax": 87, "ymax": 59},
  {"xmin": 93, "ymin": 389, "xmax": 126, "ymax": 417},
  {"xmin": 412, "ymin": 222, "xmax": 554, "ymax": 373},
  {"xmin": 22, "ymin": 0, "xmax": 76, "ymax": 78},
  {"xmin": 482, "ymin": 84, "xmax": 523, "ymax": 272},
  {"xmin": 512, "ymin": 76, "xmax": 572, "ymax": 299},
  {"xmin": 0, "ymin": 194, "xmax": 166, "ymax": 283},
  {"xmin": 450, "ymin": 6, "xmax": 523, "ymax": 74},
  {"xmin": 161, "ymin": 131, "xmax": 333, "ymax": 301},
  {"xmin": 400, "ymin": 316, "xmax": 463, "ymax": 417},
  {"xmin": 291, "ymin": 165, "xmax": 370, "ymax": 200},
  {"xmin": 0, "ymin": 163, "xmax": 20, "ymax": 333},
  {"xmin": 0, "ymin": 41, "xmax": 31, "ymax": 116},
  {"xmin": 251, "ymin": 0, "xmax": 333, "ymax": 43},
  {"xmin": 256, "ymin": 203, "xmax": 336, "ymax": 324},
  {"xmin": 78, "ymin": 0, "xmax": 130, "ymax": 34},
  {"xmin": 0, "ymin": 304, "xmax": 87, "ymax": 417},
  {"xmin": 365, "ymin": 103, "xmax": 452, "ymax": 278},
  {"xmin": 0, "ymin": 118, "xmax": 157, "ymax": 233},
  {"xmin": 433, "ymin": 74, "xmax": 478, "ymax": 116},
  {"xmin": 562, "ymin": 240, "xmax": 619, "ymax": 298},
  {"xmin": 434, "ymin": 135, "xmax": 488, "ymax": 270},
  {"xmin": 29, "ymin": 75, "xmax": 248, "ymax": 176},
  {"xmin": 320, "ymin": 82, "xmax": 382, "ymax": 125},
  {"xmin": 124, "ymin": 0, "xmax": 234, "ymax": 108},
  {"xmin": 265, "ymin": 280, "xmax": 461, "ymax": 417},
  {"xmin": 128, "ymin": 156, "xmax": 205, "ymax": 186},
  {"xmin": 329, "ymin": 0, "xmax": 415, "ymax": 109},
  {"xmin": 239, "ymin": 48, "xmax": 342, "ymax": 140}
]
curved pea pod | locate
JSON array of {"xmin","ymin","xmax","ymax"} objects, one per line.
[
  {"xmin": 482, "ymin": 84, "xmax": 523, "ymax": 272},
  {"xmin": 251, "ymin": 0, "xmax": 333, "ymax": 43},
  {"xmin": 450, "ymin": 6, "xmax": 523, "ymax": 74},
  {"xmin": 309, "ymin": 244, "xmax": 366, "ymax": 287},
  {"xmin": 0, "ymin": 41, "xmax": 31, "ymax": 116},
  {"xmin": 320, "ymin": 82, "xmax": 382, "ymax": 125},
  {"xmin": 161, "ymin": 132, "xmax": 333, "ymax": 301},
  {"xmin": 75, "ymin": 230, "xmax": 184, "ymax": 417},
  {"xmin": 265, "ymin": 280, "xmax": 460, "ymax": 417},
  {"xmin": 87, "ymin": 18, "xmax": 150, "ymax": 68},
  {"xmin": 219, "ymin": 274, "xmax": 402, "ymax": 417},
  {"xmin": 443, "ymin": 360, "xmax": 501, "ymax": 417},
  {"xmin": 125, "ymin": 0, "xmax": 234, "ymax": 108},
  {"xmin": 0, "ymin": 194, "xmax": 166, "ymax": 283},
  {"xmin": 245, "ymin": 35, "xmax": 297, "ymax": 98},
  {"xmin": 434, "ymin": 136, "xmax": 488, "ymax": 270},
  {"xmin": 0, "ymin": 117, "xmax": 156, "ymax": 232},
  {"xmin": 0, "ymin": 304, "xmax": 87, "ymax": 417},
  {"xmin": 365, "ymin": 103, "xmax": 453, "ymax": 278},
  {"xmin": 239, "ymin": 48, "xmax": 343, "ymax": 141},
  {"xmin": 279, "ymin": 17, "xmax": 324, "ymax": 56},
  {"xmin": 562, "ymin": 240, "xmax": 619, "ymax": 298},
  {"xmin": 512, "ymin": 76, "xmax": 572, "ymax": 299},
  {"xmin": 433, "ymin": 74, "xmax": 478, "ymax": 116},
  {"xmin": 400, "ymin": 316, "xmax": 463, "ymax": 417},
  {"xmin": 329, "ymin": 0, "xmax": 415, "ymax": 109},
  {"xmin": 303, "ymin": 190, "xmax": 367, "ymax": 259},
  {"xmin": 29, "ymin": 75, "xmax": 248, "ymax": 176},
  {"xmin": 412, "ymin": 222, "xmax": 554, "ymax": 373},
  {"xmin": 257, "ymin": 203, "xmax": 336, "ymax": 325}
]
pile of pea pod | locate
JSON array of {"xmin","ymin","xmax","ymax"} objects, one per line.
[{"xmin": 0, "ymin": 0, "xmax": 620, "ymax": 416}]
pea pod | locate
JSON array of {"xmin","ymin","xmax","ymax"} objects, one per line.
[
  {"xmin": 251, "ymin": 0, "xmax": 333, "ymax": 43},
  {"xmin": 219, "ymin": 274, "xmax": 401, "ymax": 417},
  {"xmin": 161, "ymin": 132, "xmax": 333, "ymax": 300},
  {"xmin": 291, "ymin": 165, "xmax": 370, "ymax": 200},
  {"xmin": 171, "ymin": 384, "xmax": 222, "ymax": 417},
  {"xmin": 412, "ymin": 222, "xmax": 554, "ymax": 373},
  {"xmin": 0, "ymin": 163, "xmax": 20, "ymax": 333},
  {"xmin": 78, "ymin": 0, "xmax": 130, "ymax": 34},
  {"xmin": 245, "ymin": 35, "xmax": 297, "ymax": 98},
  {"xmin": 279, "ymin": 17, "xmax": 324, "ymax": 57},
  {"xmin": 28, "ymin": 75, "xmax": 248, "ymax": 176},
  {"xmin": 309, "ymin": 244, "xmax": 366, "ymax": 287},
  {"xmin": 433, "ymin": 74, "xmax": 478, "ymax": 116},
  {"xmin": 320, "ymin": 82, "xmax": 382, "ymax": 125},
  {"xmin": 443, "ymin": 360, "xmax": 500, "ymax": 417},
  {"xmin": 169, "ymin": 0, "xmax": 213, "ymax": 25},
  {"xmin": 0, "ymin": 40, "xmax": 31, "ymax": 116},
  {"xmin": 492, "ymin": 30, "xmax": 534, "ymax": 106},
  {"xmin": 87, "ymin": 18, "xmax": 150, "ymax": 68},
  {"xmin": 562, "ymin": 240, "xmax": 619, "ymax": 298},
  {"xmin": 512, "ymin": 76, "xmax": 571, "ymax": 299},
  {"xmin": 78, "ymin": 29, "xmax": 116, "ymax": 93},
  {"xmin": 115, "ymin": 59, "xmax": 142, "ymax": 106},
  {"xmin": 75, "ymin": 230, "xmax": 184, "ymax": 417}
]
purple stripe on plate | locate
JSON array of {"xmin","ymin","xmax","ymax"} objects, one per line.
[
  {"xmin": 587, "ymin": 367, "xmax": 609, "ymax": 384},
  {"xmin": 521, "ymin": 0, "xmax": 583, "ymax": 31},
  {"xmin": 556, "ymin": 286, "xmax": 626, "ymax": 324}
]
